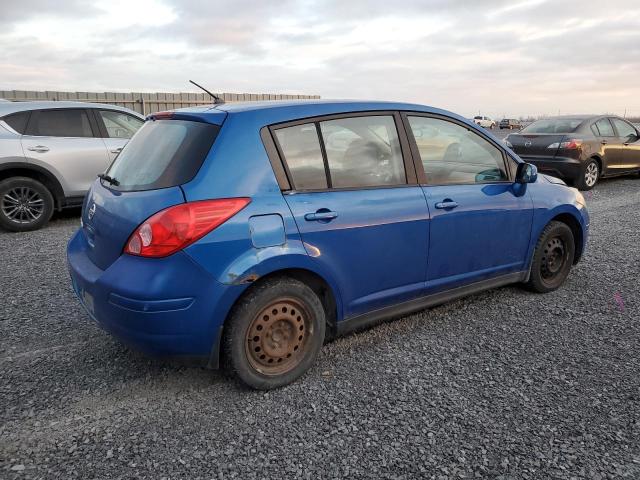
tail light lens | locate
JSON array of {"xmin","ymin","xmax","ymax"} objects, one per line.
[
  {"xmin": 548, "ymin": 139, "xmax": 583, "ymax": 150},
  {"xmin": 124, "ymin": 198, "xmax": 250, "ymax": 258}
]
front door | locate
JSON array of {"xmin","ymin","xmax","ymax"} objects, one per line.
[
  {"xmin": 272, "ymin": 113, "xmax": 430, "ymax": 318},
  {"xmin": 93, "ymin": 109, "xmax": 145, "ymax": 163},
  {"xmin": 404, "ymin": 114, "xmax": 533, "ymax": 292},
  {"xmin": 611, "ymin": 117, "xmax": 640, "ymax": 171}
]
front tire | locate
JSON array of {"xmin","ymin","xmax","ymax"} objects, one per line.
[
  {"xmin": 525, "ymin": 221, "xmax": 575, "ymax": 293},
  {"xmin": 577, "ymin": 159, "xmax": 599, "ymax": 190},
  {"xmin": 223, "ymin": 277, "xmax": 326, "ymax": 389},
  {"xmin": 0, "ymin": 177, "xmax": 54, "ymax": 232}
]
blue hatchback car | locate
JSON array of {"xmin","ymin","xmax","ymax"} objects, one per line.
[{"xmin": 67, "ymin": 100, "xmax": 589, "ymax": 389}]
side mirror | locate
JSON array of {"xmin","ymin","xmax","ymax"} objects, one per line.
[{"xmin": 515, "ymin": 162, "xmax": 537, "ymax": 184}]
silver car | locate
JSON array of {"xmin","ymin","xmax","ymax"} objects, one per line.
[{"xmin": 0, "ymin": 101, "xmax": 144, "ymax": 231}]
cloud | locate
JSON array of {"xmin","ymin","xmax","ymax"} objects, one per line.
[{"xmin": 0, "ymin": 0, "xmax": 639, "ymax": 117}]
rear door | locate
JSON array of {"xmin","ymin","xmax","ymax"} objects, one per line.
[
  {"xmin": 404, "ymin": 113, "xmax": 532, "ymax": 292},
  {"xmin": 272, "ymin": 112, "xmax": 430, "ymax": 318},
  {"xmin": 93, "ymin": 109, "xmax": 144, "ymax": 162},
  {"xmin": 593, "ymin": 117, "xmax": 622, "ymax": 171},
  {"xmin": 21, "ymin": 108, "xmax": 109, "ymax": 196},
  {"xmin": 610, "ymin": 118, "xmax": 640, "ymax": 170}
]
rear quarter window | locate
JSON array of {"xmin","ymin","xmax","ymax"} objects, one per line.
[
  {"xmin": 106, "ymin": 119, "xmax": 219, "ymax": 191},
  {"xmin": 2, "ymin": 111, "xmax": 30, "ymax": 134}
]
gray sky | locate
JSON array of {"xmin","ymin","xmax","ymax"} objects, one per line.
[{"xmin": 1, "ymin": 0, "xmax": 639, "ymax": 117}]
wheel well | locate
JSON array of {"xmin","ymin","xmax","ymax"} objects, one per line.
[
  {"xmin": 589, "ymin": 155, "xmax": 603, "ymax": 173},
  {"xmin": 0, "ymin": 166, "xmax": 64, "ymax": 209},
  {"xmin": 551, "ymin": 213, "xmax": 584, "ymax": 264},
  {"xmin": 247, "ymin": 269, "xmax": 338, "ymax": 335},
  {"xmin": 214, "ymin": 268, "xmax": 339, "ymax": 368}
]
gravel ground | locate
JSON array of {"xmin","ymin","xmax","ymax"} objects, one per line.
[{"xmin": 1, "ymin": 176, "xmax": 639, "ymax": 479}]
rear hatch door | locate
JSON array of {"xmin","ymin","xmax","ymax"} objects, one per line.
[{"xmin": 82, "ymin": 112, "xmax": 224, "ymax": 270}]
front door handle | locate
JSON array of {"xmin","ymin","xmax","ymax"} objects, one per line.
[
  {"xmin": 27, "ymin": 145, "xmax": 49, "ymax": 153},
  {"xmin": 601, "ymin": 140, "xmax": 608, "ymax": 145},
  {"xmin": 110, "ymin": 148, "xmax": 123, "ymax": 154},
  {"xmin": 435, "ymin": 200, "xmax": 459, "ymax": 210},
  {"xmin": 304, "ymin": 210, "xmax": 338, "ymax": 221}
]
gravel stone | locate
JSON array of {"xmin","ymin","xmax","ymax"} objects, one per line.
[{"xmin": 1, "ymin": 175, "xmax": 639, "ymax": 479}]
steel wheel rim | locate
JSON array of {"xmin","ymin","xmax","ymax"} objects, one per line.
[
  {"xmin": 245, "ymin": 298, "xmax": 312, "ymax": 376},
  {"xmin": 540, "ymin": 236, "xmax": 566, "ymax": 280},
  {"xmin": 1, "ymin": 187, "xmax": 44, "ymax": 224},
  {"xmin": 585, "ymin": 163, "xmax": 598, "ymax": 187}
]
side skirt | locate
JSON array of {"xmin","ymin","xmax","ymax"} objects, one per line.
[{"xmin": 336, "ymin": 271, "xmax": 527, "ymax": 337}]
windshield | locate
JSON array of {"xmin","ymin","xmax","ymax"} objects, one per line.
[
  {"xmin": 522, "ymin": 119, "xmax": 583, "ymax": 134},
  {"xmin": 106, "ymin": 119, "xmax": 219, "ymax": 191}
]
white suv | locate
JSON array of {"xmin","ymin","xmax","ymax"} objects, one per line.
[
  {"xmin": 473, "ymin": 116, "xmax": 496, "ymax": 129},
  {"xmin": 0, "ymin": 101, "xmax": 144, "ymax": 231}
]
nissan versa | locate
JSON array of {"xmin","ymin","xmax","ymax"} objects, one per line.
[{"xmin": 67, "ymin": 100, "xmax": 589, "ymax": 389}]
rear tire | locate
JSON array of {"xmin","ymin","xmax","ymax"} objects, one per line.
[
  {"xmin": 0, "ymin": 177, "xmax": 54, "ymax": 232},
  {"xmin": 524, "ymin": 221, "xmax": 575, "ymax": 293},
  {"xmin": 576, "ymin": 159, "xmax": 599, "ymax": 190},
  {"xmin": 223, "ymin": 277, "xmax": 326, "ymax": 390}
]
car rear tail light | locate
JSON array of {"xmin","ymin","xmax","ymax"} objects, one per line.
[
  {"xmin": 547, "ymin": 139, "xmax": 583, "ymax": 150},
  {"xmin": 124, "ymin": 198, "xmax": 250, "ymax": 258},
  {"xmin": 149, "ymin": 111, "xmax": 174, "ymax": 120}
]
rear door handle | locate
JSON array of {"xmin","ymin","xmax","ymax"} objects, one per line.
[
  {"xmin": 601, "ymin": 140, "xmax": 608, "ymax": 145},
  {"xmin": 27, "ymin": 145, "xmax": 49, "ymax": 153},
  {"xmin": 304, "ymin": 210, "xmax": 338, "ymax": 221},
  {"xmin": 110, "ymin": 148, "xmax": 123, "ymax": 154},
  {"xmin": 435, "ymin": 200, "xmax": 459, "ymax": 209}
]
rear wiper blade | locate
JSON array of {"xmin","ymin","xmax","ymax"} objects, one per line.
[{"xmin": 98, "ymin": 173, "xmax": 120, "ymax": 186}]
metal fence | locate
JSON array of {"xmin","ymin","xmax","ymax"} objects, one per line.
[{"xmin": 0, "ymin": 90, "xmax": 321, "ymax": 115}]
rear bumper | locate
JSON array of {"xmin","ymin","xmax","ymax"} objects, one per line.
[
  {"xmin": 520, "ymin": 156, "xmax": 582, "ymax": 181},
  {"xmin": 66, "ymin": 229, "xmax": 246, "ymax": 364}
]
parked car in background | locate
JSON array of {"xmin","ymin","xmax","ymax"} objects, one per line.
[
  {"xmin": 67, "ymin": 100, "xmax": 589, "ymax": 390},
  {"xmin": 0, "ymin": 101, "xmax": 144, "ymax": 231},
  {"xmin": 473, "ymin": 115, "xmax": 495, "ymax": 128},
  {"xmin": 500, "ymin": 118, "xmax": 522, "ymax": 130},
  {"xmin": 504, "ymin": 115, "xmax": 640, "ymax": 190}
]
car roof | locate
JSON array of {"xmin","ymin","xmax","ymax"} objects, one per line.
[
  {"xmin": 181, "ymin": 99, "xmax": 472, "ymax": 126},
  {"xmin": 0, "ymin": 100, "xmax": 143, "ymax": 118},
  {"xmin": 540, "ymin": 115, "xmax": 605, "ymax": 121}
]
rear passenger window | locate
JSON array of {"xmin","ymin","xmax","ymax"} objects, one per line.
[
  {"xmin": 2, "ymin": 111, "xmax": 29, "ymax": 134},
  {"xmin": 30, "ymin": 109, "xmax": 93, "ymax": 137},
  {"xmin": 274, "ymin": 124, "xmax": 327, "ymax": 190},
  {"xmin": 408, "ymin": 116, "xmax": 507, "ymax": 185},
  {"xmin": 594, "ymin": 118, "xmax": 615, "ymax": 137},
  {"xmin": 319, "ymin": 116, "xmax": 405, "ymax": 188}
]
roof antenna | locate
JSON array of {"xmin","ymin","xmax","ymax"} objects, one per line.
[{"xmin": 189, "ymin": 80, "xmax": 224, "ymax": 104}]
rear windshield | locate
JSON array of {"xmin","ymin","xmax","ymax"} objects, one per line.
[
  {"xmin": 106, "ymin": 119, "xmax": 219, "ymax": 191},
  {"xmin": 522, "ymin": 119, "xmax": 583, "ymax": 134}
]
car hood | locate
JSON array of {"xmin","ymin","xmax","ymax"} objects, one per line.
[{"xmin": 539, "ymin": 173, "xmax": 567, "ymax": 185}]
